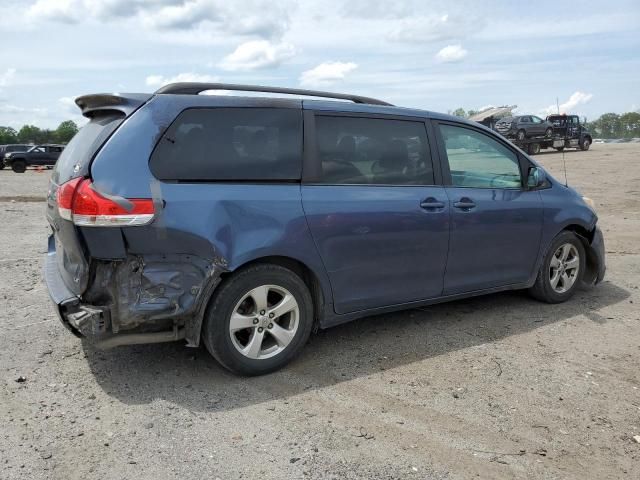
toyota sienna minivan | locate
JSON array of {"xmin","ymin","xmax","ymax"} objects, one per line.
[{"xmin": 45, "ymin": 83, "xmax": 605, "ymax": 375}]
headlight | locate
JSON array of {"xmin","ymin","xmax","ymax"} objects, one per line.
[{"xmin": 582, "ymin": 196, "xmax": 596, "ymax": 211}]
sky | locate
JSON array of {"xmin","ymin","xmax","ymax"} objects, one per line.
[{"xmin": 0, "ymin": 0, "xmax": 639, "ymax": 129}]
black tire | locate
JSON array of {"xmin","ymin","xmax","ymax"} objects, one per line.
[
  {"xmin": 555, "ymin": 146, "xmax": 565, "ymax": 152},
  {"xmin": 202, "ymin": 264, "xmax": 314, "ymax": 375},
  {"xmin": 516, "ymin": 129, "xmax": 526, "ymax": 141},
  {"xmin": 11, "ymin": 160, "xmax": 26, "ymax": 173},
  {"xmin": 528, "ymin": 143, "xmax": 540, "ymax": 155},
  {"xmin": 0, "ymin": 162, "xmax": 4, "ymax": 170},
  {"xmin": 529, "ymin": 231, "xmax": 586, "ymax": 304},
  {"xmin": 580, "ymin": 137, "xmax": 591, "ymax": 151},
  {"xmin": 545, "ymin": 127, "xmax": 553, "ymax": 138}
]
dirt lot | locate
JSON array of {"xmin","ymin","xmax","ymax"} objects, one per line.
[{"xmin": 1, "ymin": 144, "xmax": 639, "ymax": 479}]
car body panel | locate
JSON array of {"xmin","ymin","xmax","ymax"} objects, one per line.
[
  {"xmin": 43, "ymin": 89, "xmax": 606, "ymax": 349},
  {"xmin": 301, "ymin": 185, "xmax": 450, "ymax": 313}
]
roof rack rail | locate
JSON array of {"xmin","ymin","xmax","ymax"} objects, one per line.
[{"xmin": 154, "ymin": 82, "xmax": 393, "ymax": 106}]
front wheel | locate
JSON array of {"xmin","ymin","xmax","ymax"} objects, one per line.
[
  {"xmin": 580, "ymin": 138, "xmax": 591, "ymax": 151},
  {"xmin": 12, "ymin": 160, "xmax": 26, "ymax": 173},
  {"xmin": 529, "ymin": 231, "xmax": 585, "ymax": 303},
  {"xmin": 516, "ymin": 129, "xmax": 526, "ymax": 141},
  {"xmin": 545, "ymin": 127, "xmax": 553, "ymax": 138},
  {"xmin": 202, "ymin": 264, "xmax": 314, "ymax": 375}
]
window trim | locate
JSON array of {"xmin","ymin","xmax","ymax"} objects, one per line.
[
  {"xmin": 301, "ymin": 110, "xmax": 442, "ymax": 187},
  {"xmin": 148, "ymin": 106, "xmax": 304, "ymax": 183},
  {"xmin": 431, "ymin": 119, "xmax": 527, "ymax": 190}
]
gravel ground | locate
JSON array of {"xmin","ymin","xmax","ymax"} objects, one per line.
[{"xmin": 1, "ymin": 144, "xmax": 639, "ymax": 479}]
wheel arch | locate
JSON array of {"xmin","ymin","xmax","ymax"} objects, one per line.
[{"xmin": 218, "ymin": 255, "xmax": 328, "ymax": 331}]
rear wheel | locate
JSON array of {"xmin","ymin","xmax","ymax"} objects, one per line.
[
  {"xmin": 516, "ymin": 129, "xmax": 526, "ymax": 141},
  {"xmin": 202, "ymin": 264, "xmax": 314, "ymax": 375},
  {"xmin": 11, "ymin": 160, "xmax": 26, "ymax": 173},
  {"xmin": 529, "ymin": 231, "xmax": 585, "ymax": 303},
  {"xmin": 580, "ymin": 137, "xmax": 591, "ymax": 151}
]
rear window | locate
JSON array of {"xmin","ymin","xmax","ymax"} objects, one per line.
[
  {"xmin": 150, "ymin": 108, "xmax": 302, "ymax": 181},
  {"xmin": 53, "ymin": 113, "xmax": 124, "ymax": 183}
]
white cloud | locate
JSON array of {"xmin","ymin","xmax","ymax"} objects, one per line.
[
  {"xmin": 543, "ymin": 91, "xmax": 594, "ymax": 115},
  {"xmin": 27, "ymin": 0, "xmax": 291, "ymax": 39},
  {"xmin": 220, "ymin": 40, "xmax": 296, "ymax": 71},
  {"xmin": 0, "ymin": 68, "xmax": 17, "ymax": 88},
  {"xmin": 300, "ymin": 62, "xmax": 358, "ymax": 88},
  {"xmin": 435, "ymin": 45, "xmax": 468, "ymax": 63},
  {"xmin": 27, "ymin": 0, "xmax": 79, "ymax": 23},
  {"xmin": 145, "ymin": 72, "xmax": 221, "ymax": 88},
  {"xmin": 387, "ymin": 14, "xmax": 477, "ymax": 43}
]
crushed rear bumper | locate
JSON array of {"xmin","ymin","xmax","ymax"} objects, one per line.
[{"xmin": 44, "ymin": 234, "xmax": 225, "ymax": 347}]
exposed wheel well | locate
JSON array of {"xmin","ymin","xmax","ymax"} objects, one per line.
[
  {"xmin": 563, "ymin": 224, "xmax": 598, "ymax": 285},
  {"xmin": 220, "ymin": 256, "xmax": 325, "ymax": 330}
]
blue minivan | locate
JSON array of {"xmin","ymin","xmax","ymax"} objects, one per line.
[{"xmin": 45, "ymin": 83, "xmax": 605, "ymax": 375}]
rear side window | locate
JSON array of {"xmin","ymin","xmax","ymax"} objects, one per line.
[
  {"xmin": 150, "ymin": 108, "xmax": 302, "ymax": 181},
  {"xmin": 314, "ymin": 116, "xmax": 434, "ymax": 185},
  {"xmin": 54, "ymin": 113, "xmax": 124, "ymax": 184}
]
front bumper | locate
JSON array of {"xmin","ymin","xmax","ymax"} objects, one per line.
[{"xmin": 587, "ymin": 226, "xmax": 606, "ymax": 285}]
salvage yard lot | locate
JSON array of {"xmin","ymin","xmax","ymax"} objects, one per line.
[{"xmin": 1, "ymin": 144, "xmax": 639, "ymax": 479}]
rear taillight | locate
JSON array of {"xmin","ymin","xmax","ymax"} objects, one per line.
[{"xmin": 55, "ymin": 178, "xmax": 155, "ymax": 227}]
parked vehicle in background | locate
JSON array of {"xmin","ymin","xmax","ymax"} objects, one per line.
[
  {"xmin": 0, "ymin": 144, "xmax": 31, "ymax": 170},
  {"xmin": 495, "ymin": 115, "xmax": 554, "ymax": 141},
  {"xmin": 44, "ymin": 83, "xmax": 605, "ymax": 375},
  {"xmin": 546, "ymin": 114, "xmax": 593, "ymax": 151},
  {"xmin": 3, "ymin": 144, "xmax": 65, "ymax": 172}
]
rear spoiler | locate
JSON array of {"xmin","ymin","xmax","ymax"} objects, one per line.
[{"xmin": 74, "ymin": 93, "xmax": 152, "ymax": 118}]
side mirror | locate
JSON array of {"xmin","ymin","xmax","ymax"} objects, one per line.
[{"xmin": 527, "ymin": 166, "xmax": 546, "ymax": 188}]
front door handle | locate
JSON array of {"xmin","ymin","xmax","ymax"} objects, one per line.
[
  {"xmin": 420, "ymin": 197, "xmax": 445, "ymax": 211},
  {"xmin": 453, "ymin": 198, "xmax": 476, "ymax": 210}
]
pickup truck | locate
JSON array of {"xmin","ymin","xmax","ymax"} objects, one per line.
[{"xmin": 3, "ymin": 144, "xmax": 65, "ymax": 172}]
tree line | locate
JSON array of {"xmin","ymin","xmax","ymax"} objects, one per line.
[
  {"xmin": 0, "ymin": 120, "xmax": 79, "ymax": 145},
  {"xmin": 449, "ymin": 109, "xmax": 640, "ymax": 139}
]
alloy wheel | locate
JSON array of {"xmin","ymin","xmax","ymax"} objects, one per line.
[
  {"xmin": 229, "ymin": 284, "xmax": 300, "ymax": 360},
  {"xmin": 549, "ymin": 243, "xmax": 580, "ymax": 294}
]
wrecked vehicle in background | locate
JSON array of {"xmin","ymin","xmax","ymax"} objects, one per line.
[
  {"xmin": 45, "ymin": 83, "xmax": 606, "ymax": 375},
  {"xmin": 495, "ymin": 115, "xmax": 554, "ymax": 141}
]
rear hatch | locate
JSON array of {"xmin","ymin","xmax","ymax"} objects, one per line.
[
  {"xmin": 495, "ymin": 116, "xmax": 514, "ymax": 135},
  {"xmin": 46, "ymin": 93, "xmax": 150, "ymax": 296}
]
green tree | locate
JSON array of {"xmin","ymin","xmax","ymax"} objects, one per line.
[
  {"xmin": 0, "ymin": 126, "xmax": 18, "ymax": 144},
  {"xmin": 595, "ymin": 113, "xmax": 621, "ymax": 139},
  {"xmin": 17, "ymin": 125, "xmax": 42, "ymax": 144},
  {"xmin": 619, "ymin": 112, "xmax": 640, "ymax": 138},
  {"xmin": 452, "ymin": 108, "xmax": 466, "ymax": 118},
  {"xmin": 54, "ymin": 120, "xmax": 79, "ymax": 143}
]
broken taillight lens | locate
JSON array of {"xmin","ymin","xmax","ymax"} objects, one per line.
[{"xmin": 56, "ymin": 178, "xmax": 155, "ymax": 227}]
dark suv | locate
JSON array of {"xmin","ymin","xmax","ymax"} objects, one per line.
[
  {"xmin": 4, "ymin": 144, "xmax": 65, "ymax": 172},
  {"xmin": 45, "ymin": 83, "xmax": 605, "ymax": 375},
  {"xmin": 0, "ymin": 144, "xmax": 31, "ymax": 169},
  {"xmin": 495, "ymin": 115, "xmax": 554, "ymax": 141}
]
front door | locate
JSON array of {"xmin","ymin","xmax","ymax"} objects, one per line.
[
  {"xmin": 434, "ymin": 122, "xmax": 543, "ymax": 295},
  {"xmin": 302, "ymin": 114, "xmax": 450, "ymax": 314}
]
